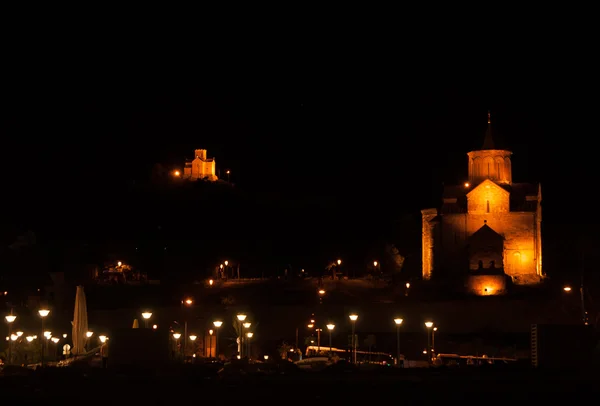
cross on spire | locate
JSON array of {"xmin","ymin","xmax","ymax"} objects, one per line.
[{"xmin": 482, "ymin": 110, "xmax": 495, "ymax": 149}]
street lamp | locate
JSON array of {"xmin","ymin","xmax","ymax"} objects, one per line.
[
  {"xmin": 182, "ymin": 298, "xmax": 193, "ymax": 355},
  {"xmin": 38, "ymin": 309, "xmax": 50, "ymax": 367},
  {"xmin": 394, "ymin": 318, "xmax": 403, "ymax": 367},
  {"xmin": 236, "ymin": 314, "xmax": 247, "ymax": 357},
  {"xmin": 99, "ymin": 335, "xmax": 107, "ymax": 343},
  {"xmin": 141, "ymin": 312, "xmax": 152, "ymax": 328},
  {"xmin": 349, "ymin": 314, "xmax": 358, "ymax": 364},
  {"xmin": 326, "ymin": 323, "xmax": 335, "ymax": 354},
  {"xmin": 563, "ymin": 286, "xmax": 572, "ymax": 292},
  {"xmin": 425, "ymin": 321, "xmax": 434, "ymax": 363},
  {"xmin": 246, "ymin": 332, "xmax": 253, "ymax": 358},
  {"xmin": 5, "ymin": 314, "xmax": 16, "ymax": 365},
  {"xmin": 208, "ymin": 330, "xmax": 213, "ymax": 358},
  {"xmin": 432, "ymin": 327, "xmax": 438, "ymax": 354},
  {"xmin": 213, "ymin": 320, "xmax": 223, "ymax": 359}
]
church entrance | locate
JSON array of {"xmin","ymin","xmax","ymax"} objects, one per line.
[{"xmin": 468, "ymin": 224, "xmax": 504, "ymax": 272}]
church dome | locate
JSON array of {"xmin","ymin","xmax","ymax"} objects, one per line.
[{"xmin": 467, "ymin": 111, "xmax": 512, "ymax": 185}]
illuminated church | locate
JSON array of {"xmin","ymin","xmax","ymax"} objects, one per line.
[
  {"xmin": 421, "ymin": 112, "xmax": 543, "ymax": 294},
  {"xmin": 183, "ymin": 149, "xmax": 218, "ymax": 181}
]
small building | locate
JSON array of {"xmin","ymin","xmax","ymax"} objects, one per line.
[{"xmin": 183, "ymin": 149, "xmax": 217, "ymax": 181}]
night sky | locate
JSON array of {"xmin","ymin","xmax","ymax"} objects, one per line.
[{"xmin": 1, "ymin": 71, "xmax": 593, "ymax": 279}]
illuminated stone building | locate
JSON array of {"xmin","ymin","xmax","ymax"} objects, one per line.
[
  {"xmin": 183, "ymin": 149, "xmax": 218, "ymax": 181},
  {"xmin": 421, "ymin": 112, "xmax": 543, "ymax": 294}
]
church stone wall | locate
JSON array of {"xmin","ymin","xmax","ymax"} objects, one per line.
[
  {"xmin": 467, "ymin": 180, "xmax": 509, "ymax": 214},
  {"xmin": 421, "ymin": 209, "xmax": 438, "ymax": 280}
]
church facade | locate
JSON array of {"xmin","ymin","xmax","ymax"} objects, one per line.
[
  {"xmin": 421, "ymin": 113, "xmax": 543, "ymax": 294},
  {"xmin": 183, "ymin": 149, "xmax": 218, "ymax": 181}
]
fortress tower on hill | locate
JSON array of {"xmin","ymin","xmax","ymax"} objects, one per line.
[{"xmin": 421, "ymin": 112, "xmax": 543, "ymax": 295}]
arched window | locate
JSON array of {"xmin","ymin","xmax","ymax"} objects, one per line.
[{"xmin": 486, "ymin": 200, "xmax": 490, "ymax": 213}]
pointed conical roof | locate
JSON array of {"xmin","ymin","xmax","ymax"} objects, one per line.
[{"xmin": 481, "ymin": 110, "xmax": 495, "ymax": 149}]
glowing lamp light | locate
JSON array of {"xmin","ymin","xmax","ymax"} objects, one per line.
[
  {"xmin": 10, "ymin": 334, "xmax": 18, "ymax": 341},
  {"xmin": 16, "ymin": 331, "xmax": 23, "ymax": 337},
  {"xmin": 86, "ymin": 331, "xmax": 93, "ymax": 338},
  {"xmin": 243, "ymin": 322, "xmax": 251, "ymax": 329},
  {"xmin": 224, "ymin": 261, "xmax": 228, "ymax": 266},
  {"xmin": 38, "ymin": 309, "xmax": 50, "ymax": 318},
  {"xmin": 337, "ymin": 259, "xmax": 342, "ymax": 265},
  {"xmin": 173, "ymin": 333, "xmax": 181, "ymax": 339},
  {"xmin": 563, "ymin": 286, "xmax": 572, "ymax": 292},
  {"xmin": 185, "ymin": 299, "xmax": 193, "ymax": 306},
  {"xmin": 209, "ymin": 329, "xmax": 214, "ymax": 335},
  {"xmin": 99, "ymin": 335, "xmax": 107, "ymax": 343},
  {"xmin": 189, "ymin": 335, "xmax": 197, "ymax": 341},
  {"xmin": 174, "ymin": 170, "xmax": 180, "ymax": 177},
  {"xmin": 213, "ymin": 320, "xmax": 223, "ymax": 328},
  {"xmin": 117, "ymin": 261, "xmax": 122, "ymax": 267},
  {"xmin": 326, "ymin": 324, "xmax": 335, "ymax": 331},
  {"xmin": 246, "ymin": 332, "xmax": 253, "ymax": 338},
  {"xmin": 152, "ymin": 324, "xmax": 158, "ymax": 329},
  {"xmin": 44, "ymin": 331, "xmax": 52, "ymax": 338},
  {"xmin": 349, "ymin": 314, "xmax": 358, "ymax": 321},
  {"xmin": 425, "ymin": 321, "xmax": 434, "ymax": 328},
  {"xmin": 307, "ymin": 324, "xmax": 314, "ymax": 329},
  {"xmin": 51, "ymin": 337, "xmax": 59, "ymax": 343},
  {"xmin": 464, "ymin": 182, "xmax": 470, "ymax": 187},
  {"xmin": 209, "ymin": 279, "xmax": 214, "ymax": 286},
  {"xmin": 394, "ymin": 318, "xmax": 403, "ymax": 325},
  {"xmin": 236, "ymin": 314, "xmax": 247, "ymax": 322},
  {"xmin": 264, "ymin": 355, "xmax": 269, "ymax": 360},
  {"xmin": 318, "ymin": 289, "xmax": 326, "ymax": 295},
  {"xmin": 373, "ymin": 261, "xmax": 378, "ymax": 267},
  {"xmin": 5, "ymin": 315, "xmax": 16, "ymax": 323},
  {"xmin": 141, "ymin": 312, "xmax": 152, "ymax": 320},
  {"xmin": 26, "ymin": 336, "xmax": 34, "ymax": 342}
]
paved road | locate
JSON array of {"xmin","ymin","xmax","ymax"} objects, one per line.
[{"xmin": 2, "ymin": 368, "xmax": 599, "ymax": 403}]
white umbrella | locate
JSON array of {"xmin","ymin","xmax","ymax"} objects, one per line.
[
  {"xmin": 71, "ymin": 286, "xmax": 89, "ymax": 356},
  {"xmin": 132, "ymin": 319, "xmax": 139, "ymax": 328}
]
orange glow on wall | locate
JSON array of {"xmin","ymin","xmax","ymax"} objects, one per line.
[{"xmin": 466, "ymin": 275, "xmax": 506, "ymax": 296}]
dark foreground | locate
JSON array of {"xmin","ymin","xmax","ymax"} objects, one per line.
[{"xmin": 2, "ymin": 365, "xmax": 599, "ymax": 403}]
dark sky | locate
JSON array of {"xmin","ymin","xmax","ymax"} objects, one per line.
[
  {"xmin": 3, "ymin": 77, "xmax": 585, "ymax": 213},
  {"xmin": 1, "ymin": 66, "xmax": 594, "ymax": 278}
]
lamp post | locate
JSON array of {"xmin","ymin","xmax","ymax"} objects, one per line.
[
  {"xmin": 5, "ymin": 313, "xmax": 16, "ymax": 364},
  {"xmin": 242, "ymin": 322, "xmax": 251, "ymax": 358},
  {"xmin": 315, "ymin": 328, "xmax": 322, "ymax": 354},
  {"xmin": 394, "ymin": 318, "xmax": 403, "ymax": 367},
  {"xmin": 38, "ymin": 309, "xmax": 50, "ymax": 367},
  {"xmin": 349, "ymin": 314, "xmax": 358, "ymax": 364},
  {"xmin": 172, "ymin": 333, "xmax": 181, "ymax": 359},
  {"xmin": 425, "ymin": 321, "xmax": 434, "ymax": 364},
  {"xmin": 141, "ymin": 312, "xmax": 152, "ymax": 329},
  {"xmin": 246, "ymin": 332, "xmax": 253, "ymax": 359},
  {"xmin": 326, "ymin": 323, "xmax": 335, "ymax": 355},
  {"xmin": 189, "ymin": 334, "xmax": 197, "ymax": 357},
  {"xmin": 213, "ymin": 320, "xmax": 223, "ymax": 359},
  {"xmin": 182, "ymin": 298, "xmax": 193, "ymax": 356},
  {"xmin": 207, "ymin": 330, "xmax": 213, "ymax": 358},
  {"xmin": 432, "ymin": 327, "xmax": 438, "ymax": 354},
  {"xmin": 236, "ymin": 314, "xmax": 246, "ymax": 357}
]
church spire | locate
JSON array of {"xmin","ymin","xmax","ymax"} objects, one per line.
[{"xmin": 481, "ymin": 110, "xmax": 495, "ymax": 149}]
